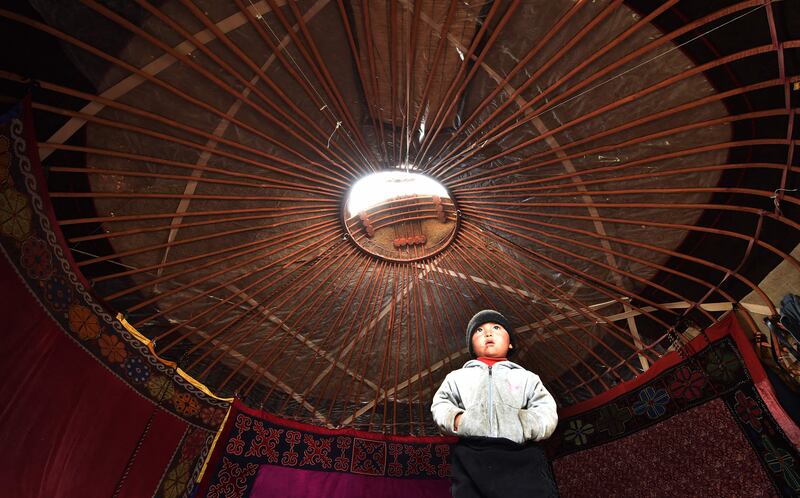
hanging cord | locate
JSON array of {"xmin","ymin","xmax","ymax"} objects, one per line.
[
  {"xmin": 772, "ymin": 188, "xmax": 799, "ymax": 216},
  {"xmin": 112, "ymin": 345, "xmax": 189, "ymax": 498}
]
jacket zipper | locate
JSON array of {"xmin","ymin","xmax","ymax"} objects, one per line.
[{"xmin": 488, "ymin": 366, "xmax": 495, "ymax": 437}]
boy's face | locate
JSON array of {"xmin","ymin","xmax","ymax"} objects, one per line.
[{"xmin": 471, "ymin": 322, "xmax": 510, "ymax": 358}]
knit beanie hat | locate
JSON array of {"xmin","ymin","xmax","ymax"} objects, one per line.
[{"xmin": 466, "ymin": 309, "xmax": 516, "ymax": 358}]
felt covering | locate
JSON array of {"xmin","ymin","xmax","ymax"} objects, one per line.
[
  {"xmin": 0, "ymin": 99, "xmax": 222, "ymax": 498},
  {"xmin": 0, "ymin": 250, "xmax": 188, "ymax": 497},
  {"xmin": 549, "ymin": 314, "xmax": 800, "ymax": 497},
  {"xmin": 197, "ymin": 400, "xmax": 457, "ymax": 498}
]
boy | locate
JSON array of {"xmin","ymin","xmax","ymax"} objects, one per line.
[{"xmin": 431, "ymin": 310, "xmax": 559, "ymax": 498}]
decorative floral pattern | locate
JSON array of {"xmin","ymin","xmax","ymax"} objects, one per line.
[
  {"xmin": 281, "ymin": 430, "xmax": 301, "ymax": 466},
  {"xmin": 334, "ymin": 437, "xmax": 352, "ymax": 472},
  {"xmin": 155, "ymin": 423, "xmax": 217, "ymax": 498},
  {"xmin": 733, "ymin": 390, "xmax": 763, "ymax": 433},
  {"xmin": 43, "ymin": 275, "xmax": 73, "ymax": 311},
  {"xmin": 404, "ymin": 444, "xmax": 436, "ymax": 476},
  {"xmin": 351, "ymin": 437, "xmax": 387, "ymax": 475},
  {"xmin": 19, "ymin": 236, "xmax": 52, "ymax": 280},
  {"xmin": 0, "ymin": 187, "xmax": 30, "ymax": 241},
  {"xmin": 705, "ymin": 350, "xmax": 741, "ymax": 382},
  {"xmin": 564, "ymin": 419, "xmax": 595, "ymax": 446},
  {"xmin": 173, "ymin": 392, "xmax": 201, "ymax": 416},
  {"xmin": 632, "ymin": 386, "xmax": 670, "ymax": 419},
  {"xmin": 762, "ymin": 436, "xmax": 800, "ymax": 492},
  {"xmin": 388, "ymin": 443, "xmax": 404, "ymax": 477},
  {"xmin": 553, "ymin": 399, "xmax": 781, "ymax": 498},
  {"xmin": 98, "ymin": 334, "xmax": 128, "ymax": 363},
  {"xmin": 161, "ymin": 460, "xmax": 190, "ymax": 498},
  {"xmin": 551, "ymin": 337, "xmax": 799, "ymax": 497},
  {"xmin": 226, "ymin": 414, "xmax": 251, "ymax": 456},
  {"xmin": 124, "ymin": 357, "xmax": 151, "ymax": 384},
  {"xmin": 245, "ymin": 422, "xmax": 282, "ymax": 462},
  {"xmin": 200, "ymin": 405, "xmax": 226, "ymax": 427},
  {"xmin": 146, "ymin": 375, "xmax": 175, "ymax": 401},
  {"xmin": 182, "ymin": 428, "xmax": 210, "ymax": 460},
  {"xmin": 594, "ymin": 402, "xmax": 631, "ymax": 437},
  {"xmin": 669, "ymin": 366, "xmax": 706, "ymax": 400},
  {"xmin": 300, "ymin": 433, "xmax": 333, "ymax": 468},
  {"xmin": 203, "ymin": 406, "xmax": 452, "ymax": 496},
  {"xmin": 68, "ymin": 304, "xmax": 102, "ymax": 340},
  {"xmin": 434, "ymin": 444, "xmax": 450, "ymax": 478}
]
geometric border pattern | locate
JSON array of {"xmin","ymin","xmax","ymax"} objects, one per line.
[{"xmin": 197, "ymin": 401, "xmax": 455, "ymax": 497}]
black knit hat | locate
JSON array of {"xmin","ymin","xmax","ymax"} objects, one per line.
[{"xmin": 466, "ymin": 309, "xmax": 515, "ymax": 358}]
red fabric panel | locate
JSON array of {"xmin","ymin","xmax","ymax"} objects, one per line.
[
  {"xmin": 552, "ymin": 398, "xmax": 778, "ymax": 498},
  {"xmin": 249, "ymin": 465, "xmax": 451, "ymax": 498},
  {"xmin": 0, "ymin": 255, "xmax": 186, "ymax": 498}
]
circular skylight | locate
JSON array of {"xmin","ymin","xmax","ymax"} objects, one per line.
[
  {"xmin": 346, "ymin": 171, "xmax": 450, "ymax": 217},
  {"xmin": 343, "ymin": 171, "xmax": 458, "ymax": 262}
]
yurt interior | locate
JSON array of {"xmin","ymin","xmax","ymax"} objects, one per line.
[{"xmin": 1, "ymin": 0, "xmax": 799, "ymax": 497}]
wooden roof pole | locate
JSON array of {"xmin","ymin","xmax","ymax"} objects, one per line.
[
  {"xmin": 448, "ymin": 105, "xmax": 788, "ymax": 189},
  {"xmin": 432, "ymin": 1, "xmax": 764, "ymax": 176},
  {"xmin": 450, "ymin": 232, "xmax": 621, "ymax": 389},
  {"xmin": 462, "ymin": 217, "xmax": 713, "ymax": 322},
  {"xmin": 211, "ymin": 242, "xmax": 358, "ymax": 390},
  {"xmin": 322, "ymin": 258, "xmax": 392, "ymax": 424},
  {"xmin": 459, "ymin": 227, "xmax": 655, "ymax": 365},
  {"xmin": 135, "ymin": 225, "xmax": 342, "ymax": 326},
  {"xmin": 465, "ymin": 210, "xmax": 747, "ymax": 309},
  {"xmin": 0, "ymin": 8, "xmax": 350, "ymax": 177},
  {"xmin": 235, "ymin": 0, "xmax": 379, "ymax": 170},
  {"xmin": 455, "ymin": 229, "xmax": 630, "ymax": 382},
  {"xmin": 441, "ymin": 43, "xmax": 776, "ymax": 179},
  {"xmin": 32, "ymin": 101, "xmax": 346, "ymax": 189},
  {"xmin": 462, "ymin": 219, "xmax": 677, "ymax": 329},
  {"xmin": 413, "ymin": 0, "xmax": 513, "ymax": 165},
  {"xmin": 274, "ymin": 0, "xmax": 379, "ymax": 169},
  {"xmin": 236, "ymin": 246, "xmax": 366, "ymax": 397},
  {"xmin": 427, "ymin": 0, "xmax": 627, "ymax": 174},
  {"xmin": 276, "ymin": 254, "xmax": 385, "ymax": 416},
  {"xmin": 92, "ymin": 0, "xmax": 364, "ymax": 175}
]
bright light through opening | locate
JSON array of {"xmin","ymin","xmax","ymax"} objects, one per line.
[{"xmin": 346, "ymin": 171, "xmax": 449, "ymax": 217}]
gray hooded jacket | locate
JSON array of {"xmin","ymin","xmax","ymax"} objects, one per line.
[{"xmin": 431, "ymin": 360, "xmax": 558, "ymax": 444}]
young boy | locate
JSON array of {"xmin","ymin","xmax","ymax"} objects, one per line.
[{"xmin": 431, "ymin": 310, "xmax": 559, "ymax": 498}]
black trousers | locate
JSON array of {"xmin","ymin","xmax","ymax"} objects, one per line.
[{"xmin": 450, "ymin": 437, "xmax": 559, "ymax": 498}]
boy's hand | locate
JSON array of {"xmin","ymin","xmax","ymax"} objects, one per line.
[{"xmin": 454, "ymin": 413, "xmax": 462, "ymax": 432}]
